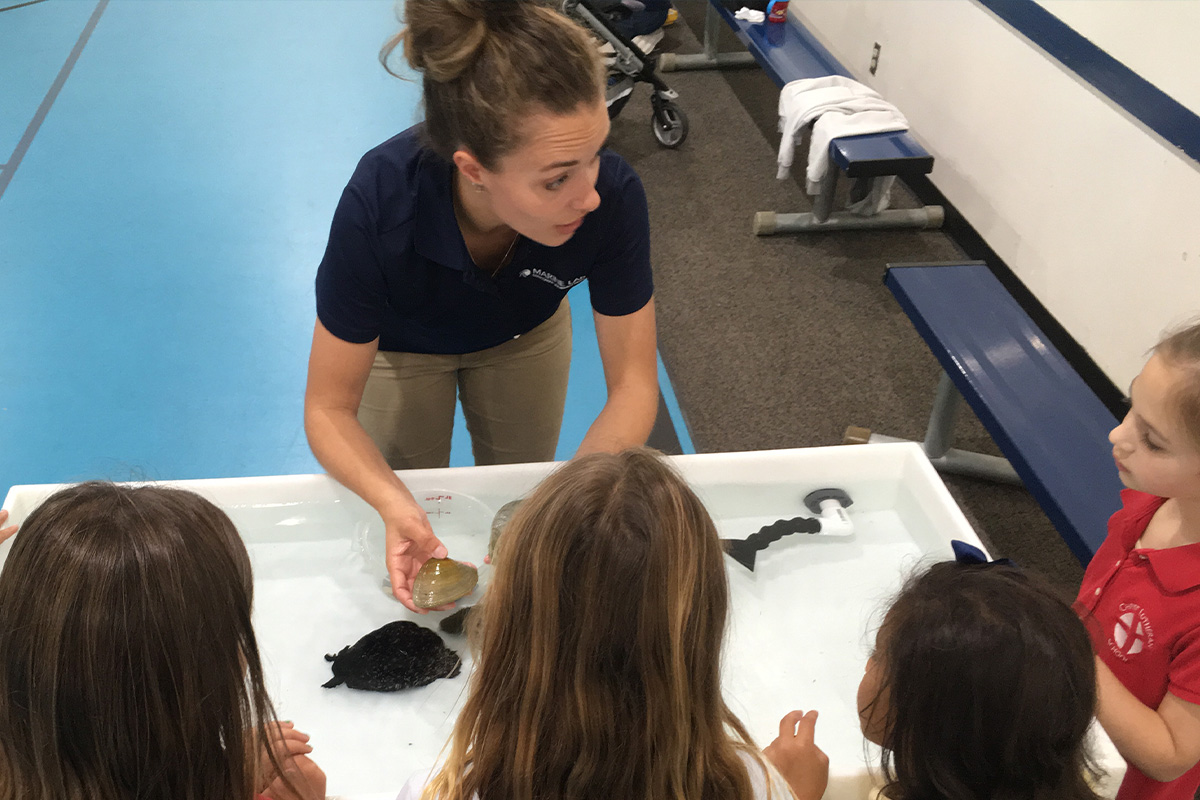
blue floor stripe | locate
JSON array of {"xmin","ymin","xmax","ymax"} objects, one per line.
[
  {"xmin": 0, "ymin": 0, "xmax": 637, "ymax": 490},
  {"xmin": 657, "ymin": 354, "xmax": 695, "ymax": 454}
]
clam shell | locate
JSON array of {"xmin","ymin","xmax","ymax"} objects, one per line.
[
  {"xmin": 488, "ymin": 499, "xmax": 523, "ymax": 562},
  {"xmin": 412, "ymin": 558, "xmax": 478, "ymax": 609}
]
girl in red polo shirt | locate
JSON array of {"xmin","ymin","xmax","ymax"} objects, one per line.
[
  {"xmin": 0, "ymin": 483, "xmax": 325, "ymax": 800},
  {"xmin": 1076, "ymin": 320, "xmax": 1200, "ymax": 800}
]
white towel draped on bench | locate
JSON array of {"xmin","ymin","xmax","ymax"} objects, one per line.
[{"xmin": 777, "ymin": 76, "xmax": 909, "ymax": 214}]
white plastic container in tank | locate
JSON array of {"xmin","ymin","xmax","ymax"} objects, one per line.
[{"xmin": 1, "ymin": 443, "xmax": 1125, "ymax": 799}]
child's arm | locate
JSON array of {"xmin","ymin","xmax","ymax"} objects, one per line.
[{"xmin": 1096, "ymin": 657, "xmax": 1200, "ymax": 781}]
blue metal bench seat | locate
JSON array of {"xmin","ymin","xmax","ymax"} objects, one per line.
[
  {"xmin": 660, "ymin": 2, "xmax": 943, "ymax": 234},
  {"xmin": 849, "ymin": 262, "xmax": 1122, "ymax": 561}
]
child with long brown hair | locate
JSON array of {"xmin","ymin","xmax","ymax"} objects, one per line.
[
  {"xmin": 0, "ymin": 482, "xmax": 325, "ymax": 800},
  {"xmin": 399, "ymin": 448, "xmax": 828, "ymax": 800}
]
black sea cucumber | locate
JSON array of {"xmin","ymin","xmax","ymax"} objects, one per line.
[{"xmin": 322, "ymin": 620, "xmax": 462, "ymax": 691}]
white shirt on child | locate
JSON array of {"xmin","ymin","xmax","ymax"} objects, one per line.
[{"xmin": 396, "ymin": 749, "xmax": 793, "ymax": 800}]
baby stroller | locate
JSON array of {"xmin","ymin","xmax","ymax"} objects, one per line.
[{"xmin": 562, "ymin": 0, "xmax": 689, "ymax": 148}]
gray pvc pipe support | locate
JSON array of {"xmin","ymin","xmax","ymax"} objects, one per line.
[
  {"xmin": 811, "ymin": 163, "xmax": 839, "ymax": 222},
  {"xmin": 659, "ymin": 51, "xmax": 758, "ymax": 72},
  {"xmin": 923, "ymin": 372, "xmax": 960, "ymax": 458},
  {"xmin": 867, "ymin": 433, "xmax": 1023, "ymax": 485},
  {"xmin": 865, "ymin": 372, "xmax": 1022, "ymax": 484},
  {"xmin": 660, "ymin": 2, "xmax": 758, "ymax": 72},
  {"xmin": 754, "ymin": 206, "xmax": 945, "ymax": 235}
]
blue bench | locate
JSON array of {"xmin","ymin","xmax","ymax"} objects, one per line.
[
  {"xmin": 660, "ymin": 2, "xmax": 943, "ymax": 234},
  {"xmin": 844, "ymin": 262, "xmax": 1123, "ymax": 562}
]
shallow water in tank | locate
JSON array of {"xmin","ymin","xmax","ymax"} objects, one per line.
[
  {"xmin": 242, "ymin": 469, "xmax": 946, "ymax": 796},
  {"xmin": 1, "ymin": 446, "xmax": 1124, "ymax": 798}
]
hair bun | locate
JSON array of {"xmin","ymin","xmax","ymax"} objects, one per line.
[
  {"xmin": 400, "ymin": 0, "xmax": 494, "ymax": 83},
  {"xmin": 382, "ymin": 0, "xmax": 604, "ymax": 169}
]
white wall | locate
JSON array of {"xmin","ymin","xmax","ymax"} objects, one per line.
[
  {"xmin": 790, "ymin": 0, "xmax": 1200, "ymax": 388},
  {"xmin": 1037, "ymin": 0, "xmax": 1200, "ymax": 115}
]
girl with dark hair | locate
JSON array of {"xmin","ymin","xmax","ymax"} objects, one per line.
[
  {"xmin": 398, "ymin": 448, "xmax": 828, "ymax": 800},
  {"xmin": 0, "ymin": 482, "xmax": 325, "ymax": 800},
  {"xmin": 1077, "ymin": 319, "xmax": 1200, "ymax": 800},
  {"xmin": 857, "ymin": 558, "xmax": 1103, "ymax": 800},
  {"xmin": 304, "ymin": 0, "xmax": 660, "ymax": 613}
]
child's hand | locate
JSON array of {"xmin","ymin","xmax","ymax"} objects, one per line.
[
  {"xmin": 260, "ymin": 721, "xmax": 311, "ymax": 770},
  {"xmin": 259, "ymin": 722, "xmax": 325, "ymax": 800},
  {"xmin": 261, "ymin": 754, "xmax": 326, "ymax": 800},
  {"xmin": 0, "ymin": 510, "xmax": 17, "ymax": 544},
  {"xmin": 764, "ymin": 709, "xmax": 829, "ymax": 800}
]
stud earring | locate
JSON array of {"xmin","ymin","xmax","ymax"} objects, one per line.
[{"xmin": 472, "ymin": 182, "xmax": 484, "ymax": 192}]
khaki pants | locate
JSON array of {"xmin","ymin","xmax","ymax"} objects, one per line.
[{"xmin": 358, "ymin": 301, "xmax": 573, "ymax": 470}]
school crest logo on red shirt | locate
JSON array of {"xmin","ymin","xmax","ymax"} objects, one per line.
[{"xmin": 1109, "ymin": 603, "xmax": 1154, "ymax": 661}]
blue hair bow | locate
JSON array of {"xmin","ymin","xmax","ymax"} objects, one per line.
[{"xmin": 951, "ymin": 539, "xmax": 1017, "ymax": 569}]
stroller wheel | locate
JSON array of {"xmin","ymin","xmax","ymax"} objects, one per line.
[{"xmin": 651, "ymin": 101, "xmax": 688, "ymax": 148}]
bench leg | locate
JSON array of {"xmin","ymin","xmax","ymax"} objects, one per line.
[
  {"xmin": 659, "ymin": 4, "xmax": 758, "ymax": 72},
  {"xmin": 923, "ymin": 370, "xmax": 960, "ymax": 458},
  {"xmin": 846, "ymin": 373, "xmax": 1023, "ymax": 485},
  {"xmin": 757, "ymin": 162, "xmax": 945, "ymax": 234},
  {"xmin": 811, "ymin": 159, "xmax": 839, "ymax": 222}
]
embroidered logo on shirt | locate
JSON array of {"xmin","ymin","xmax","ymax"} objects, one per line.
[
  {"xmin": 518, "ymin": 268, "xmax": 585, "ymax": 291},
  {"xmin": 1109, "ymin": 603, "xmax": 1154, "ymax": 661}
]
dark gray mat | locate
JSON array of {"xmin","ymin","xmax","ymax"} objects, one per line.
[{"xmin": 605, "ymin": 10, "xmax": 1084, "ymax": 594}]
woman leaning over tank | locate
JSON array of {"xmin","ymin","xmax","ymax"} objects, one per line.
[{"xmin": 304, "ymin": 0, "xmax": 659, "ymax": 612}]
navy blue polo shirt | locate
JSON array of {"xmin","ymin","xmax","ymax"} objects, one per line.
[{"xmin": 315, "ymin": 125, "xmax": 654, "ymax": 354}]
